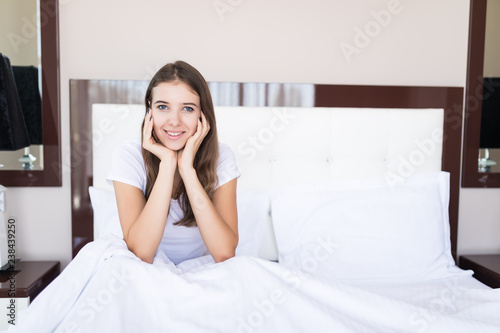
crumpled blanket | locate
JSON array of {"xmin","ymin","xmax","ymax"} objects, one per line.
[{"xmin": 5, "ymin": 235, "xmax": 500, "ymax": 333}]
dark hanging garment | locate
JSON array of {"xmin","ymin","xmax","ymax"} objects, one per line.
[
  {"xmin": 479, "ymin": 77, "xmax": 500, "ymax": 149},
  {"xmin": 12, "ymin": 66, "xmax": 42, "ymax": 145},
  {"xmin": 0, "ymin": 53, "xmax": 30, "ymax": 151}
]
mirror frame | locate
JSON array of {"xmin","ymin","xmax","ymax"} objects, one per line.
[
  {"xmin": 0, "ymin": 0, "xmax": 61, "ymax": 186},
  {"xmin": 463, "ymin": 0, "xmax": 500, "ymax": 187}
]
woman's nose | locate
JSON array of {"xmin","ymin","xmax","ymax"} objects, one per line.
[{"xmin": 167, "ymin": 111, "xmax": 180, "ymax": 126}]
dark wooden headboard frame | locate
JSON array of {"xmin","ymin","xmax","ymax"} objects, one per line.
[{"xmin": 70, "ymin": 80, "xmax": 463, "ymax": 261}]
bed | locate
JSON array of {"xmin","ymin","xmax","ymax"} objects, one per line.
[{"xmin": 6, "ymin": 81, "xmax": 500, "ymax": 332}]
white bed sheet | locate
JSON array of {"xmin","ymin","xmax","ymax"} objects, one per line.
[
  {"xmin": 5, "ymin": 235, "xmax": 500, "ymax": 333},
  {"xmin": 354, "ymin": 277, "xmax": 497, "ymax": 333}
]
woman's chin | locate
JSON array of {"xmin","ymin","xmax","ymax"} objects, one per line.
[{"xmin": 164, "ymin": 142, "xmax": 186, "ymax": 151}]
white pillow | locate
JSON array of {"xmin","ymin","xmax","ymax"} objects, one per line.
[
  {"xmin": 88, "ymin": 186, "xmax": 123, "ymax": 239},
  {"xmin": 235, "ymin": 189, "xmax": 271, "ymax": 257},
  {"xmin": 89, "ymin": 186, "xmax": 272, "ymax": 258},
  {"xmin": 270, "ymin": 172, "xmax": 467, "ymax": 283}
]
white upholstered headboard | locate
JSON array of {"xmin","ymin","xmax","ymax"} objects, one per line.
[{"xmin": 92, "ymin": 105, "xmax": 444, "ymax": 191}]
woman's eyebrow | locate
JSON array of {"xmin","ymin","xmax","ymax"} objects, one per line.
[
  {"xmin": 153, "ymin": 100, "xmax": 199, "ymax": 108},
  {"xmin": 154, "ymin": 100, "xmax": 169, "ymax": 105}
]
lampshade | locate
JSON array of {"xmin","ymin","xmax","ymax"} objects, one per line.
[
  {"xmin": 479, "ymin": 77, "xmax": 500, "ymax": 149},
  {"xmin": 0, "ymin": 54, "xmax": 30, "ymax": 151}
]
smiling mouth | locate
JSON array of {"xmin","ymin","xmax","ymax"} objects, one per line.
[
  {"xmin": 166, "ymin": 131, "xmax": 183, "ymax": 137},
  {"xmin": 164, "ymin": 130, "xmax": 186, "ymax": 139}
]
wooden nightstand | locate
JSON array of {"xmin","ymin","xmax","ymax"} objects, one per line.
[
  {"xmin": 0, "ymin": 261, "xmax": 60, "ymax": 330},
  {"xmin": 459, "ymin": 255, "xmax": 500, "ymax": 288}
]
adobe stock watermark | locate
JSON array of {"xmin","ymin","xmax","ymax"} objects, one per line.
[
  {"xmin": 7, "ymin": 1, "xmax": 53, "ymax": 54},
  {"xmin": 7, "ymin": 0, "xmax": 78, "ymax": 54},
  {"xmin": 236, "ymin": 235, "xmax": 339, "ymax": 332},
  {"xmin": 237, "ymin": 108, "xmax": 296, "ymax": 162},
  {"xmin": 54, "ymin": 104, "xmax": 136, "ymax": 179},
  {"xmin": 384, "ymin": 127, "xmax": 443, "ymax": 187},
  {"xmin": 54, "ymin": 71, "xmax": 154, "ymax": 182},
  {"xmin": 409, "ymin": 278, "xmax": 464, "ymax": 332},
  {"xmin": 52, "ymin": 59, "xmax": 162, "ymax": 182},
  {"xmin": 213, "ymin": 0, "xmax": 243, "ymax": 21},
  {"xmin": 339, "ymin": 0, "xmax": 405, "ymax": 64},
  {"xmin": 60, "ymin": 266, "xmax": 135, "ymax": 333}
]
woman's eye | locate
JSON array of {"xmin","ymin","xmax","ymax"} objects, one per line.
[
  {"xmin": 158, "ymin": 105, "xmax": 167, "ymax": 110},
  {"xmin": 183, "ymin": 106, "xmax": 194, "ymax": 112}
]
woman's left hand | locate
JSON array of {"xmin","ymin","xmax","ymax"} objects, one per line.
[{"xmin": 178, "ymin": 112, "xmax": 210, "ymax": 174}]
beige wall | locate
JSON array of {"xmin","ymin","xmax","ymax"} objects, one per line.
[
  {"xmin": 0, "ymin": 0, "xmax": 39, "ymax": 66},
  {"xmin": 483, "ymin": 0, "xmax": 500, "ymax": 76},
  {"xmin": 5, "ymin": 0, "xmax": 500, "ymax": 268}
]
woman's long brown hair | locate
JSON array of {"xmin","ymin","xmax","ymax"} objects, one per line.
[{"xmin": 141, "ymin": 61, "xmax": 219, "ymax": 227}]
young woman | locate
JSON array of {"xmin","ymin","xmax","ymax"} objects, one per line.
[{"xmin": 107, "ymin": 61, "xmax": 240, "ymax": 265}]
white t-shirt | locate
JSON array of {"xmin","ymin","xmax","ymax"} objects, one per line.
[{"xmin": 106, "ymin": 139, "xmax": 240, "ymax": 264}]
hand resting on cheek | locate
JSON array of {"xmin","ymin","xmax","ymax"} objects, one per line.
[
  {"xmin": 178, "ymin": 112, "xmax": 210, "ymax": 174},
  {"xmin": 142, "ymin": 108, "xmax": 178, "ymax": 167}
]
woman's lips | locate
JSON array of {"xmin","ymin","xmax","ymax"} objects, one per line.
[{"xmin": 164, "ymin": 130, "xmax": 184, "ymax": 140}]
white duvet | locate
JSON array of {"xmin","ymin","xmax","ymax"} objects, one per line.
[{"xmin": 5, "ymin": 235, "xmax": 500, "ymax": 333}]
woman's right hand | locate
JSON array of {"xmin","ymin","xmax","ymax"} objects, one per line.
[{"xmin": 142, "ymin": 109, "xmax": 177, "ymax": 165}]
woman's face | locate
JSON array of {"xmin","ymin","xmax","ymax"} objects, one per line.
[{"xmin": 150, "ymin": 81, "xmax": 202, "ymax": 151}]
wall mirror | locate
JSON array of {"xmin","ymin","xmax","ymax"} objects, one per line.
[
  {"xmin": 463, "ymin": 0, "xmax": 500, "ymax": 187},
  {"xmin": 0, "ymin": 0, "xmax": 61, "ymax": 186}
]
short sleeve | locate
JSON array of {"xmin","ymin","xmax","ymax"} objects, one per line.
[
  {"xmin": 106, "ymin": 140, "xmax": 147, "ymax": 193},
  {"xmin": 217, "ymin": 143, "xmax": 241, "ymax": 188}
]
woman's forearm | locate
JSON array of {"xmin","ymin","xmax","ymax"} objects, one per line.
[
  {"xmin": 125, "ymin": 161, "xmax": 176, "ymax": 263},
  {"xmin": 180, "ymin": 168, "xmax": 238, "ymax": 263}
]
